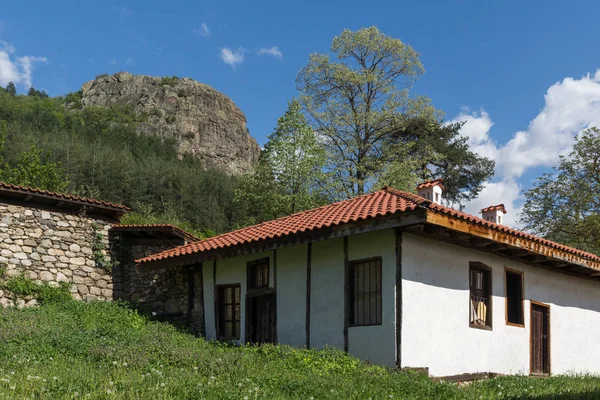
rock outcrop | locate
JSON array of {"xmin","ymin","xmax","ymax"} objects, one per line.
[{"xmin": 80, "ymin": 72, "xmax": 260, "ymax": 175}]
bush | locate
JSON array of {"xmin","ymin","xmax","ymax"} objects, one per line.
[
  {"xmin": 159, "ymin": 76, "xmax": 179, "ymax": 86},
  {"xmin": 3, "ymin": 274, "xmax": 72, "ymax": 304}
]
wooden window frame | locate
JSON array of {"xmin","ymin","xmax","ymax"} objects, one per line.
[
  {"xmin": 505, "ymin": 268, "xmax": 525, "ymax": 328},
  {"xmin": 348, "ymin": 257, "xmax": 382, "ymax": 327},
  {"xmin": 247, "ymin": 257, "xmax": 270, "ymax": 292},
  {"xmin": 215, "ymin": 284, "xmax": 241, "ymax": 341},
  {"xmin": 529, "ymin": 300, "xmax": 551, "ymax": 376},
  {"xmin": 469, "ymin": 262, "xmax": 493, "ymax": 331}
]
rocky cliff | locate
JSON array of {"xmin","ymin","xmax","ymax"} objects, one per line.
[{"xmin": 80, "ymin": 72, "xmax": 260, "ymax": 175}]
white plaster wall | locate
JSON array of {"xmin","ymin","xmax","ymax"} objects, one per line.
[
  {"xmin": 347, "ymin": 229, "xmax": 396, "ymax": 366},
  {"xmin": 202, "ymin": 250, "xmax": 274, "ymax": 343},
  {"xmin": 276, "ymin": 244, "xmax": 308, "ymax": 347},
  {"xmin": 401, "ymin": 232, "xmax": 600, "ymax": 376},
  {"xmin": 310, "ymin": 237, "xmax": 345, "ymax": 350}
]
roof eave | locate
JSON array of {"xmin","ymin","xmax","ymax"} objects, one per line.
[{"xmin": 421, "ymin": 210, "xmax": 600, "ymax": 279}]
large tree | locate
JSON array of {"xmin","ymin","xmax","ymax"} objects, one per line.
[
  {"xmin": 297, "ymin": 26, "xmax": 494, "ymax": 203},
  {"xmin": 520, "ymin": 127, "xmax": 600, "ymax": 255}
]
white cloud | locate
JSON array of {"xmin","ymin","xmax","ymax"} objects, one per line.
[
  {"xmin": 220, "ymin": 47, "xmax": 245, "ymax": 68},
  {"xmin": 110, "ymin": 58, "xmax": 116, "ymax": 65},
  {"xmin": 125, "ymin": 57, "xmax": 134, "ymax": 66},
  {"xmin": 0, "ymin": 41, "xmax": 47, "ymax": 88},
  {"xmin": 258, "ymin": 46, "xmax": 283, "ymax": 59},
  {"xmin": 454, "ymin": 70, "xmax": 600, "ymax": 228},
  {"xmin": 118, "ymin": 7, "xmax": 133, "ymax": 17},
  {"xmin": 193, "ymin": 23, "xmax": 211, "ymax": 38}
]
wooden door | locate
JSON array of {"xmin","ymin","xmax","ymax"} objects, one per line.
[
  {"xmin": 530, "ymin": 302, "xmax": 550, "ymax": 375},
  {"xmin": 247, "ymin": 293, "xmax": 275, "ymax": 344}
]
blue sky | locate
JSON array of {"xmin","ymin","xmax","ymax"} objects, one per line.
[{"xmin": 2, "ymin": 0, "xmax": 600, "ymax": 225}]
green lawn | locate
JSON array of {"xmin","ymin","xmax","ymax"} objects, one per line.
[{"xmin": 0, "ymin": 301, "xmax": 599, "ymax": 399}]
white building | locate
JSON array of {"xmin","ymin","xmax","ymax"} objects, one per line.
[{"xmin": 137, "ymin": 182, "xmax": 600, "ymax": 378}]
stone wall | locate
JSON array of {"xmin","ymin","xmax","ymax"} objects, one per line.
[
  {"xmin": 111, "ymin": 235, "xmax": 205, "ymax": 336},
  {"xmin": 0, "ymin": 203, "xmax": 114, "ymax": 307}
]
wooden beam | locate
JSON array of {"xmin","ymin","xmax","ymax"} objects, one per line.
[
  {"xmin": 395, "ymin": 229, "xmax": 403, "ymax": 368},
  {"xmin": 273, "ymin": 249, "xmax": 278, "ymax": 344},
  {"xmin": 305, "ymin": 243, "xmax": 312, "ymax": 349},
  {"xmin": 212, "ymin": 260, "xmax": 217, "ymax": 338},
  {"xmin": 470, "ymin": 238, "xmax": 491, "ymax": 247},
  {"xmin": 343, "ymin": 236, "xmax": 349, "ymax": 353},
  {"xmin": 426, "ymin": 210, "xmax": 600, "ymax": 275}
]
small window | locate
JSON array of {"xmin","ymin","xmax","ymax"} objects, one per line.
[
  {"xmin": 248, "ymin": 258, "xmax": 269, "ymax": 290},
  {"xmin": 435, "ymin": 193, "xmax": 440, "ymax": 203},
  {"xmin": 498, "ymin": 216, "xmax": 502, "ymax": 224},
  {"xmin": 505, "ymin": 269, "xmax": 524, "ymax": 326},
  {"xmin": 349, "ymin": 258, "xmax": 382, "ymax": 326},
  {"xmin": 469, "ymin": 262, "xmax": 492, "ymax": 329},
  {"xmin": 216, "ymin": 284, "xmax": 241, "ymax": 339}
]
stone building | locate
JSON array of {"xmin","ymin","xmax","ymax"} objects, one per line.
[
  {"xmin": 109, "ymin": 224, "xmax": 204, "ymax": 335},
  {"xmin": 0, "ymin": 182, "xmax": 129, "ymax": 306}
]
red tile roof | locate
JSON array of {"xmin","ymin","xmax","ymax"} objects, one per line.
[
  {"xmin": 111, "ymin": 224, "xmax": 199, "ymax": 242},
  {"xmin": 417, "ymin": 179, "xmax": 445, "ymax": 190},
  {"xmin": 137, "ymin": 188, "xmax": 426, "ymax": 264},
  {"xmin": 480, "ymin": 204, "xmax": 507, "ymax": 214},
  {"xmin": 0, "ymin": 182, "xmax": 129, "ymax": 217},
  {"xmin": 137, "ymin": 187, "xmax": 600, "ymax": 266}
]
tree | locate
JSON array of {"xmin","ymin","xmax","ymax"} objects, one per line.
[
  {"xmin": 520, "ymin": 127, "xmax": 600, "ymax": 255},
  {"xmin": 233, "ymin": 100, "xmax": 327, "ymax": 226},
  {"xmin": 297, "ymin": 26, "xmax": 494, "ymax": 203},
  {"xmin": 8, "ymin": 145, "xmax": 70, "ymax": 192},
  {"xmin": 262, "ymin": 99, "xmax": 326, "ymax": 214},
  {"xmin": 0, "ymin": 120, "xmax": 69, "ymax": 192},
  {"xmin": 5, "ymin": 82, "xmax": 16, "ymax": 96},
  {"xmin": 27, "ymin": 86, "xmax": 48, "ymax": 99}
]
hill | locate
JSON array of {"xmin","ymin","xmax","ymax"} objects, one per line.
[
  {"xmin": 0, "ymin": 300, "xmax": 599, "ymax": 399},
  {"xmin": 0, "ymin": 82, "xmax": 257, "ymax": 235},
  {"xmin": 78, "ymin": 72, "xmax": 260, "ymax": 175}
]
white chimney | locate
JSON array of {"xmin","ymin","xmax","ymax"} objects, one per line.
[
  {"xmin": 480, "ymin": 204, "xmax": 507, "ymax": 224},
  {"xmin": 417, "ymin": 179, "xmax": 445, "ymax": 204}
]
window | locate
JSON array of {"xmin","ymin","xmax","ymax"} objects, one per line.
[
  {"xmin": 216, "ymin": 284, "xmax": 240, "ymax": 339},
  {"xmin": 349, "ymin": 258, "xmax": 382, "ymax": 326},
  {"xmin": 505, "ymin": 269, "xmax": 524, "ymax": 326},
  {"xmin": 469, "ymin": 262, "xmax": 492, "ymax": 329},
  {"xmin": 248, "ymin": 258, "xmax": 269, "ymax": 290}
]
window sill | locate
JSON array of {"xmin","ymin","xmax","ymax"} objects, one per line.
[
  {"xmin": 506, "ymin": 322, "xmax": 525, "ymax": 328},
  {"xmin": 349, "ymin": 323, "xmax": 383, "ymax": 328},
  {"xmin": 469, "ymin": 323, "xmax": 492, "ymax": 331}
]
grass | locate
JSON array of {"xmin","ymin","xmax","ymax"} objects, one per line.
[{"xmin": 0, "ymin": 301, "xmax": 599, "ymax": 399}]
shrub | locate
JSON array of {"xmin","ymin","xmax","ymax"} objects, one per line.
[
  {"xmin": 3, "ymin": 274, "xmax": 72, "ymax": 304},
  {"xmin": 95, "ymin": 73, "xmax": 109, "ymax": 80},
  {"xmin": 159, "ymin": 76, "xmax": 179, "ymax": 86}
]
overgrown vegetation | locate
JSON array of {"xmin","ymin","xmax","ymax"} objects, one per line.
[
  {"xmin": 1, "ymin": 274, "xmax": 71, "ymax": 304},
  {"xmin": 0, "ymin": 301, "xmax": 598, "ymax": 399},
  {"xmin": 91, "ymin": 223, "xmax": 119, "ymax": 272}
]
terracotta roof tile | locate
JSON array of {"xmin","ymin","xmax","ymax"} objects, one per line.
[
  {"xmin": 137, "ymin": 189, "xmax": 424, "ymax": 264},
  {"xmin": 417, "ymin": 179, "xmax": 445, "ymax": 190},
  {"xmin": 480, "ymin": 204, "xmax": 507, "ymax": 214},
  {"xmin": 137, "ymin": 187, "xmax": 600, "ymax": 265},
  {"xmin": 0, "ymin": 182, "xmax": 129, "ymax": 214}
]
